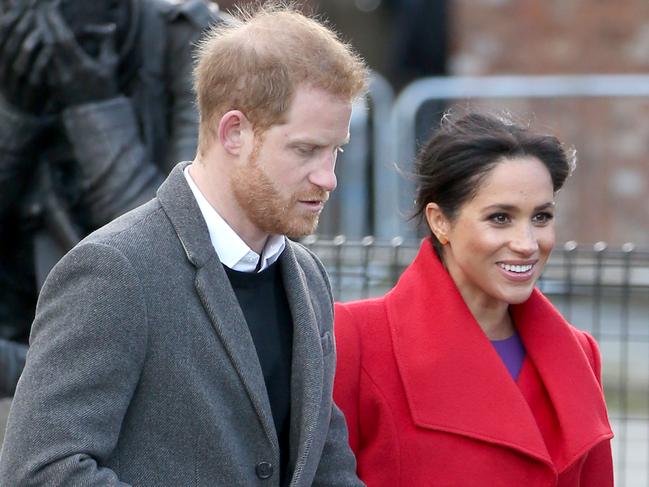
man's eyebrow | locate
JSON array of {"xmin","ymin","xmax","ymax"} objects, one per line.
[{"xmin": 288, "ymin": 134, "xmax": 351, "ymax": 146}]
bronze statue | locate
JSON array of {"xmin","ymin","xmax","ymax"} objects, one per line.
[{"xmin": 0, "ymin": 0, "xmax": 222, "ymax": 395}]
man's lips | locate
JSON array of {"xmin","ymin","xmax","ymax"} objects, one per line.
[
  {"xmin": 298, "ymin": 200, "xmax": 326, "ymax": 211},
  {"xmin": 297, "ymin": 191, "xmax": 329, "ymax": 210}
]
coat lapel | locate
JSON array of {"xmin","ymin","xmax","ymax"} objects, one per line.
[
  {"xmin": 385, "ymin": 239, "xmax": 552, "ymax": 465},
  {"xmin": 281, "ymin": 243, "xmax": 324, "ymax": 478},
  {"xmin": 512, "ymin": 291, "xmax": 613, "ymax": 471},
  {"xmin": 386, "ymin": 238, "xmax": 613, "ymax": 470},
  {"xmin": 157, "ymin": 163, "xmax": 278, "ymax": 455}
]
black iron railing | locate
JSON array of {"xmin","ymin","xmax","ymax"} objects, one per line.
[{"xmin": 304, "ymin": 236, "xmax": 649, "ymax": 486}]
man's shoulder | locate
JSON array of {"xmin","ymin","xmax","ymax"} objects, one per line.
[{"xmin": 84, "ymin": 198, "xmax": 168, "ymax": 251}]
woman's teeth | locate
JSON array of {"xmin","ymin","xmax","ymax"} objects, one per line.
[{"xmin": 499, "ymin": 263, "xmax": 533, "ymax": 273}]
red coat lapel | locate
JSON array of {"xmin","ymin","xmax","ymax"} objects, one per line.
[
  {"xmin": 512, "ymin": 291, "xmax": 613, "ymax": 471},
  {"xmin": 385, "ymin": 238, "xmax": 611, "ymax": 468}
]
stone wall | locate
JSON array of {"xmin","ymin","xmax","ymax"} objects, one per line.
[
  {"xmin": 449, "ymin": 0, "xmax": 649, "ymax": 246},
  {"xmin": 450, "ymin": 0, "xmax": 649, "ymax": 75}
]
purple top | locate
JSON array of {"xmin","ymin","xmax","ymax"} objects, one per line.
[{"xmin": 490, "ymin": 332, "xmax": 526, "ymax": 380}]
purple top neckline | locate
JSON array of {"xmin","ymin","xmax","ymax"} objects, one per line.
[{"xmin": 491, "ymin": 332, "xmax": 526, "ymax": 380}]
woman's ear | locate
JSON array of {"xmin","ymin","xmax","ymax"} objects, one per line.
[
  {"xmin": 218, "ymin": 110, "xmax": 250, "ymax": 155},
  {"xmin": 425, "ymin": 202, "xmax": 450, "ymax": 245}
]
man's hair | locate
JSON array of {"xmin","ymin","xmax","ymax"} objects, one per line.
[{"xmin": 193, "ymin": 2, "xmax": 369, "ymax": 154}]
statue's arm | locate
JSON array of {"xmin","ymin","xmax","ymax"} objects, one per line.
[
  {"xmin": 0, "ymin": 338, "xmax": 27, "ymax": 398},
  {"xmin": 160, "ymin": 0, "xmax": 222, "ymax": 173},
  {"xmin": 0, "ymin": 97, "xmax": 45, "ymax": 219},
  {"xmin": 61, "ymin": 98, "xmax": 166, "ymax": 227}
]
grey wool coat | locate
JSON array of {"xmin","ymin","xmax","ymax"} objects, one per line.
[{"xmin": 0, "ymin": 163, "xmax": 364, "ymax": 487}]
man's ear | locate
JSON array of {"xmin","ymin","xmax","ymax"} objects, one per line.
[
  {"xmin": 218, "ymin": 110, "xmax": 250, "ymax": 155},
  {"xmin": 425, "ymin": 202, "xmax": 450, "ymax": 245}
]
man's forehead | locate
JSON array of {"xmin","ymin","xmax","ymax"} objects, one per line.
[{"xmin": 283, "ymin": 130, "xmax": 350, "ymax": 147}]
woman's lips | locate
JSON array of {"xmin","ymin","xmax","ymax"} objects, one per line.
[{"xmin": 497, "ymin": 261, "xmax": 537, "ymax": 282}]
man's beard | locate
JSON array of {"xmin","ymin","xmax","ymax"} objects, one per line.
[{"xmin": 231, "ymin": 148, "xmax": 329, "ymax": 238}]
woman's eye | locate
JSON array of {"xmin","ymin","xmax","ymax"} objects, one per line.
[
  {"xmin": 532, "ymin": 212, "xmax": 554, "ymax": 225},
  {"xmin": 489, "ymin": 213, "xmax": 510, "ymax": 225}
]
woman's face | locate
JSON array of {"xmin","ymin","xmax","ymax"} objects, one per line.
[{"xmin": 428, "ymin": 156, "xmax": 556, "ymax": 309}]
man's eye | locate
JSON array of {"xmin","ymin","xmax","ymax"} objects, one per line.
[{"xmin": 296, "ymin": 145, "xmax": 316, "ymax": 156}]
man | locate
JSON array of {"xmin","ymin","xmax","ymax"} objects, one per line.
[
  {"xmin": 0, "ymin": 0, "xmax": 219, "ymax": 395},
  {"xmin": 0, "ymin": 3, "xmax": 368, "ymax": 486}
]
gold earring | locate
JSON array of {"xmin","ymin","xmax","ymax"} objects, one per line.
[{"xmin": 438, "ymin": 235, "xmax": 448, "ymax": 245}]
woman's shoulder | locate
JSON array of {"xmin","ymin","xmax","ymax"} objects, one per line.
[
  {"xmin": 334, "ymin": 297, "xmax": 391, "ymax": 354},
  {"xmin": 335, "ymin": 297, "xmax": 387, "ymax": 329},
  {"xmin": 567, "ymin": 325, "xmax": 602, "ymax": 373}
]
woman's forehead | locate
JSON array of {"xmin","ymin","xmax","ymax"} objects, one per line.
[{"xmin": 470, "ymin": 157, "xmax": 554, "ymax": 204}]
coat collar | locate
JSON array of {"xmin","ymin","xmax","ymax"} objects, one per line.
[
  {"xmin": 157, "ymin": 162, "xmax": 215, "ymax": 268},
  {"xmin": 158, "ymin": 164, "xmax": 324, "ymax": 476},
  {"xmin": 158, "ymin": 163, "xmax": 279, "ymax": 454},
  {"xmin": 511, "ymin": 291, "xmax": 613, "ymax": 471},
  {"xmin": 281, "ymin": 244, "xmax": 324, "ymax": 479},
  {"xmin": 385, "ymin": 238, "xmax": 612, "ymax": 469}
]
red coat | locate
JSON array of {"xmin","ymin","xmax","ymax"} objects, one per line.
[{"xmin": 334, "ymin": 238, "xmax": 613, "ymax": 486}]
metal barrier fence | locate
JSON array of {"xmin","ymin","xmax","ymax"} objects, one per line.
[
  {"xmin": 303, "ymin": 236, "xmax": 649, "ymax": 487},
  {"xmin": 318, "ymin": 71, "xmax": 394, "ymax": 238},
  {"xmin": 318, "ymin": 74, "xmax": 649, "ymax": 243},
  {"xmin": 388, "ymin": 74, "xmax": 649, "ymax": 240}
]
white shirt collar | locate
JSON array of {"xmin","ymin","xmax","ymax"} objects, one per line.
[{"xmin": 183, "ymin": 165, "xmax": 285, "ymax": 272}]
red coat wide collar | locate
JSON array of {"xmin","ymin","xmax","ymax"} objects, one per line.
[{"xmin": 385, "ymin": 238, "xmax": 612, "ymax": 471}]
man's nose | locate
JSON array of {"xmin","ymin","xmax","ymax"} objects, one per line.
[{"xmin": 308, "ymin": 153, "xmax": 338, "ymax": 192}]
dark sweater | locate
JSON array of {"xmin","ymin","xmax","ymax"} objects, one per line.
[{"xmin": 224, "ymin": 261, "xmax": 293, "ymax": 484}]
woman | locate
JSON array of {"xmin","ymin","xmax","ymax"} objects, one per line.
[{"xmin": 333, "ymin": 112, "xmax": 613, "ymax": 486}]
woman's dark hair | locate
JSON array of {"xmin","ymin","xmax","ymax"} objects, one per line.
[{"xmin": 413, "ymin": 111, "xmax": 576, "ymax": 256}]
